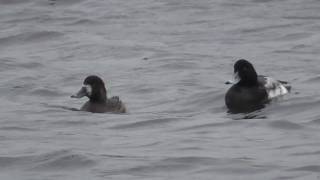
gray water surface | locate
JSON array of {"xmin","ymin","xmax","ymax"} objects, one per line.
[{"xmin": 1, "ymin": 0, "xmax": 320, "ymax": 179}]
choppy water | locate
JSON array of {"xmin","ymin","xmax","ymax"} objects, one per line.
[{"xmin": 1, "ymin": 0, "xmax": 320, "ymax": 179}]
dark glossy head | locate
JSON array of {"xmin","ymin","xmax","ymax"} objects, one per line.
[
  {"xmin": 71, "ymin": 75, "xmax": 107, "ymax": 102},
  {"xmin": 234, "ymin": 59, "xmax": 258, "ymax": 86}
]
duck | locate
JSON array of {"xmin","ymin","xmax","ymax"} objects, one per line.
[
  {"xmin": 225, "ymin": 59, "xmax": 290, "ymax": 113},
  {"xmin": 71, "ymin": 75, "xmax": 126, "ymax": 113}
]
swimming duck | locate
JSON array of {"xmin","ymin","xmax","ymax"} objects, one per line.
[
  {"xmin": 71, "ymin": 75, "xmax": 126, "ymax": 113},
  {"xmin": 225, "ymin": 59, "xmax": 290, "ymax": 113}
]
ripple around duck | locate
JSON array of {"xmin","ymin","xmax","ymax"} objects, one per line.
[
  {"xmin": 176, "ymin": 121, "xmax": 242, "ymax": 132},
  {"xmin": 265, "ymin": 98, "xmax": 320, "ymax": 117},
  {"xmin": 0, "ymin": 150, "xmax": 96, "ymax": 171},
  {"xmin": 268, "ymin": 120, "xmax": 304, "ymax": 130}
]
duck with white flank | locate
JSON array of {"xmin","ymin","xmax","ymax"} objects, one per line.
[{"xmin": 225, "ymin": 59, "xmax": 290, "ymax": 113}]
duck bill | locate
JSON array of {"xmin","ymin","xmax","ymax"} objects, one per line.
[
  {"xmin": 71, "ymin": 87, "xmax": 87, "ymax": 98},
  {"xmin": 225, "ymin": 72, "xmax": 240, "ymax": 84}
]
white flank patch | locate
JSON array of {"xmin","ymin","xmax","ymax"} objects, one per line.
[{"xmin": 263, "ymin": 77, "xmax": 288, "ymax": 99}]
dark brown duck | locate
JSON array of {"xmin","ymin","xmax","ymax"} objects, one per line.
[{"xmin": 71, "ymin": 75, "xmax": 126, "ymax": 113}]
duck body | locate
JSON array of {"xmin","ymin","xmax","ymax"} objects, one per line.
[
  {"xmin": 225, "ymin": 59, "xmax": 289, "ymax": 113},
  {"xmin": 80, "ymin": 96, "xmax": 126, "ymax": 113},
  {"xmin": 225, "ymin": 82, "xmax": 268, "ymax": 113},
  {"xmin": 71, "ymin": 75, "xmax": 126, "ymax": 113}
]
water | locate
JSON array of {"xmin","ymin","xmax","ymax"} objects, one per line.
[{"xmin": 1, "ymin": 0, "xmax": 320, "ymax": 179}]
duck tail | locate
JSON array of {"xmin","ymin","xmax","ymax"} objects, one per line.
[{"xmin": 278, "ymin": 80, "xmax": 291, "ymax": 92}]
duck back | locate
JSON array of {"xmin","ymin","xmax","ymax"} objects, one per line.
[{"xmin": 81, "ymin": 96, "xmax": 126, "ymax": 113}]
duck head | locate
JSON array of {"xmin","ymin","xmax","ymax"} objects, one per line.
[
  {"xmin": 234, "ymin": 59, "xmax": 258, "ymax": 86},
  {"xmin": 71, "ymin": 75, "xmax": 107, "ymax": 102}
]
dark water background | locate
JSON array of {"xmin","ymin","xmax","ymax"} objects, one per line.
[{"xmin": 1, "ymin": 0, "xmax": 320, "ymax": 179}]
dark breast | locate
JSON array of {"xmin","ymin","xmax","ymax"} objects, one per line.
[{"xmin": 225, "ymin": 85, "xmax": 268, "ymax": 113}]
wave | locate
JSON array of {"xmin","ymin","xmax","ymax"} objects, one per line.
[
  {"xmin": 0, "ymin": 150, "xmax": 96, "ymax": 171},
  {"xmin": 111, "ymin": 117, "xmax": 181, "ymax": 129},
  {"xmin": 37, "ymin": 0, "xmax": 86, "ymax": 6},
  {"xmin": 289, "ymin": 165, "xmax": 320, "ymax": 172},
  {"xmin": 0, "ymin": 126, "xmax": 36, "ymax": 131},
  {"xmin": 0, "ymin": 31, "xmax": 63, "ymax": 46},
  {"xmin": 29, "ymin": 88, "xmax": 66, "ymax": 97},
  {"xmin": 0, "ymin": 58, "xmax": 43, "ymax": 72},
  {"xmin": 100, "ymin": 156, "xmax": 277, "ymax": 177},
  {"xmin": 268, "ymin": 120, "xmax": 304, "ymax": 130},
  {"xmin": 0, "ymin": 0, "xmax": 30, "ymax": 5}
]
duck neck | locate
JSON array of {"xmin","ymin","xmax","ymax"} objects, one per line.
[
  {"xmin": 89, "ymin": 90, "xmax": 107, "ymax": 103},
  {"xmin": 89, "ymin": 96, "xmax": 107, "ymax": 103},
  {"xmin": 238, "ymin": 76, "xmax": 258, "ymax": 87},
  {"xmin": 237, "ymin": 67, "xmax": 258, "ymax": 87}
]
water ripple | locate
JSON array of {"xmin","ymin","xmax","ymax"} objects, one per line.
[
  {"xmin": 0, "ymin": 150, "xmax": 96, "ymax": 171},
  {"xmin": 0, "ymin": 31, "xmax": 63, "ymax": 46}
]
